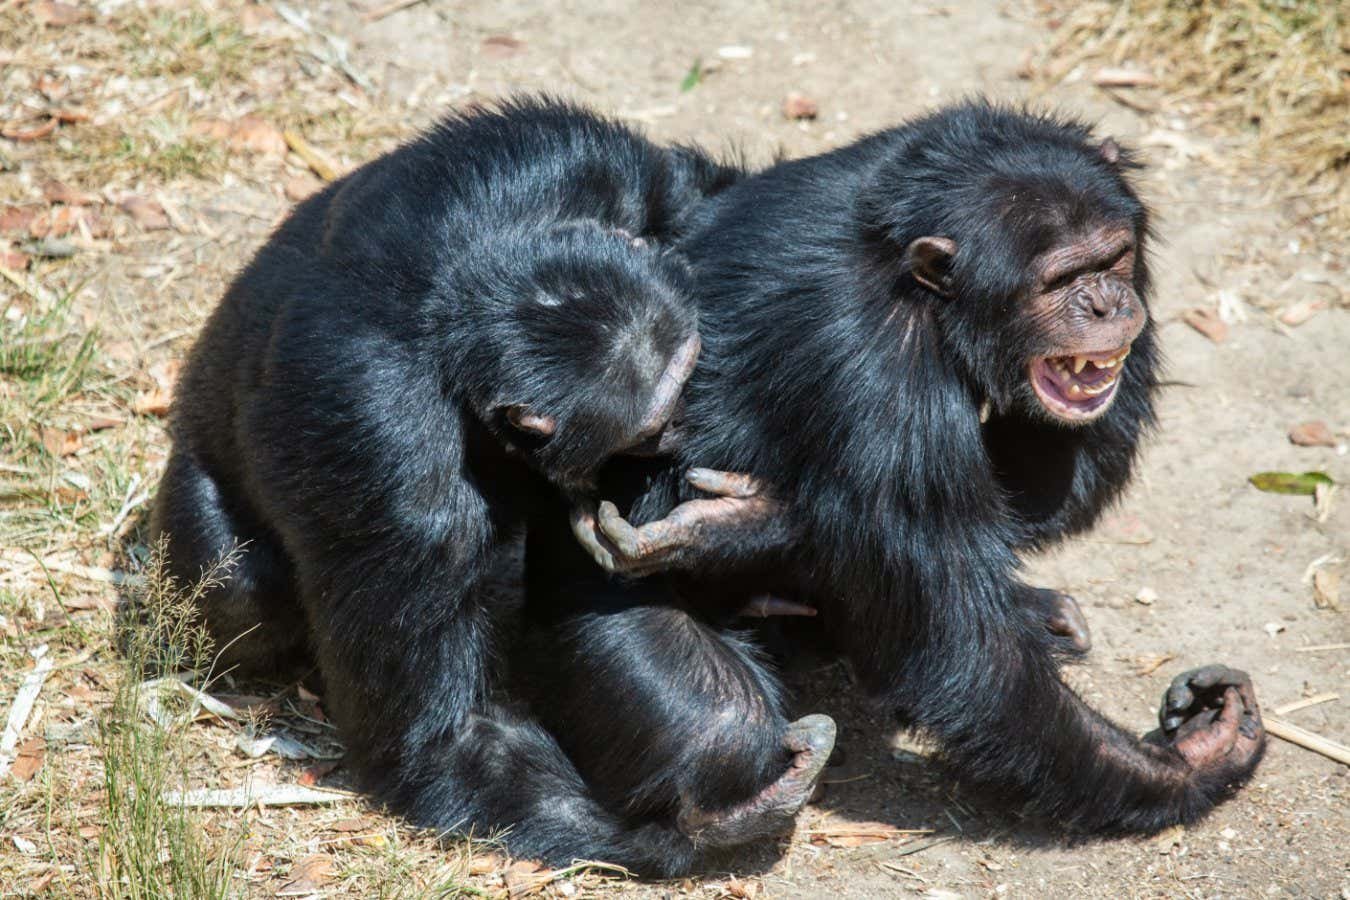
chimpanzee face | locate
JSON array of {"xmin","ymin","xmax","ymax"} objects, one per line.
[{"xmin": 1018, "ymin": 223, "xmax": 1146, "ymax": 424}]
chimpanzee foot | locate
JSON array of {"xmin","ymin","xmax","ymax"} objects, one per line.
[
  {"xmin": 1024, "ymin": 587, "xmax": 1091, "ymax": 655},
  {"xmin": 676, "ymin": 714, "xmax": 836, "ymax": 848}
]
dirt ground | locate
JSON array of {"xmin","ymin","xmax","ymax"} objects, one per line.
[{"xmin": 1, "ymin": 1, "xmax": 1346, "ymax": 897}]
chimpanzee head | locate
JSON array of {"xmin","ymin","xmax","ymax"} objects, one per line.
[
  {"xmin": 470, "ymin": 221, "xmax": 699, "ymax": 490},
  {"xmin": 864, "ymin": 103, "xmax": 1153, "ymax": 426}
]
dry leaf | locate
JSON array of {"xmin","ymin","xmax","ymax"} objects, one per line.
[
  {"xmin": 231, "ymin": 117, "xmax": 288, "ymax": 156},
  {"xmin": 467, "ymin": 852, "xmax": 506, "ymax": 875},
  {"xmin": 30, "ymin": 205, "xmax": 104, "ymax": 239},
  {"xmin": 1277, "ymin": 299, "xmax": 1328, "ymax": 326},
  {"xmin": 193, "ymin": 118, "xmax": 287, "ymax": 156},
  {"xmin": 1134, "ymin": 653, "xmax": 1175, "ymax": 676},
  {"xmin": 0, "ymin": 248, "xmax": 29, "ymax": 270},
  {"xmin": 132, "ymin": 389, "xmax": 172, "ymax": 417},
  {"xmin": 297, "ymin": 760, "xmax": 339, "ymax": 786},
  {"xmin": 481, "ymin": 35, "xmax": 524, "ymax": 58},
  {"xmin": 40, "ymin": 427, "xmax": 82, "ymax": 458},
  {"xmin": 0, "ymin": 206, "xmax": 38, "ymax": 233},
  {"xmin": 726, "ymin": 878, "xmax": 761, "ymax": 898},
  {"xmin": 1183, "ymin": 307, "xmax": 1228, "ymax": 342},
  {"xmin": 504, "ymin": 860, "xmax": 548, "ymax": 897},
  {"xmin": 783, "ymin": 92, "xmax": 819, "ymax": 120},
  {"xmin": 118, "ymin": 196, "xmax": 171, "ymax": 231},
  {"xmin": 50, "ymin": 109, "xmax": 90, "ymax": 124},
  {"xmin": 1, "ymin": 118, "xmax": 58, "ymax": 141},
  {"xmin": 284, "ymin": 175, "xmax": 321, "ymax": 202},
  {"xmin": 10, "ymin": 737, "xmax": 46, "ymax": 782},
  {"xmin": 78, "ymin": 824, "xmax": 100, "ymax": 839},
  {"xmin": 278, "ymin": 853, "xmax": 335, "ymax": 895},
  {"xmin": 1288, "ymin": 420, "xmax": 1336, "ymax": 447},
  {"xmin": 1312, "ymin": 569, "xmax": 1340, "ymax": 610},
  {"xmin": 42, "ymin": 180, "xmax": 99, "ymax": 205},
  {"xmin": 32, "ymin": 1, "xmax": 90, "ymax": 26},
  {"xmin": 329, "ymin": 816, "xmax": 372, "ymax": 833},
  {"xmin": 28, "ymin": 870, "xmax": 56, "ymax": 893}
]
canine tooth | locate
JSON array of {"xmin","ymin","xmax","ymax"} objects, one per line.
[{"xmin": 1073, "ymin": 356, "xmax": 1088, "ymax": 374}]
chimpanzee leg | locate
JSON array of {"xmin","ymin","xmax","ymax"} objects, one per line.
[
  {"xmin": 519, "ymin": 567, "xmax": 834, "ymax": 848},
  {"xmin": 150, "ymin": 450, "xmax": 308, "ymax": 676}
]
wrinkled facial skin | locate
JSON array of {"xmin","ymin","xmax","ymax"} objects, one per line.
[{"xmin": 1024, "ymin": 224, "xmax": 1146, "ymax": 425}]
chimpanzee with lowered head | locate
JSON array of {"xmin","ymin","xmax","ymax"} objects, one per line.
[
  {"xmin": 151, "ymin": 99, "xmax": 838, "ymax": 875},
  {"xmin": 544, "ymin": 101, "xmax": 1265, "ymax": 859}
]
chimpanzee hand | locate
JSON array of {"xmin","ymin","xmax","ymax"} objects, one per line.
[
  {"xmin": 1147, "ymin": 665, "xmax": 1265, "ymax": 784},
  {"xmin": 570, "ymin": 468, "xmax": 779, "ymax": 577}
]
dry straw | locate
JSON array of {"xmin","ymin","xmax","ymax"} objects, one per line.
[{"xmin": 1039, "ymin": 0, "xmax": 1347, "ymax": 237}]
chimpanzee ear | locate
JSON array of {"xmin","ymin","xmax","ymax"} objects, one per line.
[
  {"xmin": 906, "ymin": 236, "xmax": 957, "ymax": 297},
  {"xmin": 1098, "ymin": 137, "xmax": 1121, "ymax": 165},
  {"xmin": 505, "ymin": 405, "xmax": 556, "ymax": 436}
]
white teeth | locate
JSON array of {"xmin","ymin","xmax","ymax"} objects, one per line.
[
  {"xmin": 1082, "ymin": 378, "xmax": 1117, "ymax": 396},
  {"xmin": 1073, "ymin": 356, "xmax": 1088, "ymax": 374},
  {"xmin": 1067, "ymin": 383, "xmax": 1084, "ymax": 397}
]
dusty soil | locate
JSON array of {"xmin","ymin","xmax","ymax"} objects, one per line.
[{"xmin": 1, "ymin": 1, "xmax": 1345, "ymax": 897}]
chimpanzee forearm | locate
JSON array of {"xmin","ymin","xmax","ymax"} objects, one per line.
[{"xmin": 832, "ymin": 575, "xmax": 1261, "ymax": 833}]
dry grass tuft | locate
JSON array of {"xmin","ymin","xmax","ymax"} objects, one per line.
[{"xmin": 1038, "ymin": 0, "xmax": 1348, "ymax": 235}]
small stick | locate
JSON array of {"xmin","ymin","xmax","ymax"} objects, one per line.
[
  {"xmin": 1264, "ymin": 716, "xmax": 1350, "ymax": 766},
  {"xmin": 162, "ymin": 783, "xmax": 357, "ymax": 808},
  {"xmin": 805, "ymin": 827, "xmax": 934, "ymax": 837},
  {"xmin": 362, "ymin": 0, "xmax": 429, "ymax": 21},
  {"xmin": 1293, "ymin": 643, "xmax": 1349, "ymax": 653},
  {"xmin": 0, "ymin": 646, "xmax": 54, "ymax": 779},
  {"xmin": 1273, "ymin": 692, "xmax": 1339, "ymax": 715},
  {"xmin": 282, "ymin": 130, "xmax": 341, "ymax": 182}
]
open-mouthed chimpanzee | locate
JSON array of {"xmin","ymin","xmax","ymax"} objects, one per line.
[
  {"xmin": 540, "ymin": 101, "xmax": 1265, "ymax": 857},
  {"xmin": 150, "ymin": 99, "xmax": 837, "ymax": 874}
]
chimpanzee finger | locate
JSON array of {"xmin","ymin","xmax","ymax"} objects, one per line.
[
  {"xmin": 686, "ymin": 467, "xmax": 762, "ymax": 499},
  {"xmin": 569, "ymin": 501, "xmax": 620, "ymax": 573},
  {"xmin": 596, "ymin": 501, "xmax": 651, "ymax": 558}
]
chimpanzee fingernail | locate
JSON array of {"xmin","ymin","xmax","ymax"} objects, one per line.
[{"xmin": 1163, "ymin": 715, "xmax": 1183, "ymax": 732}]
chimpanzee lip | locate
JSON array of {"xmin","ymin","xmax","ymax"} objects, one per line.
[{"xmin": 1028, "ymin": 345, "xmax": 1131, "ymax": 424}]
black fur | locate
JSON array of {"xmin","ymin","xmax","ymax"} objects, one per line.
[
  {"xmin": 527, "ymin": 101, "xmax": 1263, "ymax": 851},
  {"xmin": 151, "ymin": 99, "xmax": 745, "ymax": 874}
]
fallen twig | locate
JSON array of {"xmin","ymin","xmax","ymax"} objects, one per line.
[
  {"xmin": 0, "ymin": 646, "xmax": 54, "ymax": 780},
  {"xmin": 99, "ymin": 474, "xmax": 148, "ymax": 538},
  {"xmin": 804, "ymin": 827, "xmax": 934, "ymax": 838},
  {"xmin": 162, "ymin": 783, "xmax": 357, "ymax": 808},
  {"xmin": 1265, "ymin": 715, "xmax": 1350, "ymax": 766},
  {"xmin": 31, "ymin": 558, "xmax": 144, "ymax": 588},
  {"xmin": 362, "ymin": 0, "xmax": 430, "ymax": 21},
  {"xmin": 282, "ymin": 130, "xmax": 341, "ymax": 182},
  {"xmin": 1293, "ymin": 643, "xmax": 1349, "ymax": 653},
  {"xmin": 1274, "ymin": 692, "xmax": 1339, "ymax": 716}
]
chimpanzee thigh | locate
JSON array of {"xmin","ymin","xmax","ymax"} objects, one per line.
[{"xmin": 518, "ymin": 581, "xmax": 791, "ymax": 823}]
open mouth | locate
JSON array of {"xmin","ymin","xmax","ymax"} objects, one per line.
[{"xmin": 1028, "ymin": 346, "xmax": 1130, "ymax": 423}]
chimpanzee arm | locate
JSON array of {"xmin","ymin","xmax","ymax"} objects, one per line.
[{"xmin": 829, "ymin": 563, "xmax": 1263, "ymax": 832}]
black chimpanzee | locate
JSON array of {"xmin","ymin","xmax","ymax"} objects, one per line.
[
  {"xmin": 150, "ymin": 99, "xmax": 833, "ymax": 874},
  {"xmin": 546, "ymin": 101, "xmax": 1265, "ymax": 853}
]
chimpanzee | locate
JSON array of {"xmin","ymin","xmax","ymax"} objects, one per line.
[
  {"xmin": 545, "ymin": 101, "xmax": 1265, "ymax": 854},
  {"xmin": 150, "ymin": 99, "xmax": 830, "ymax": 874}
]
